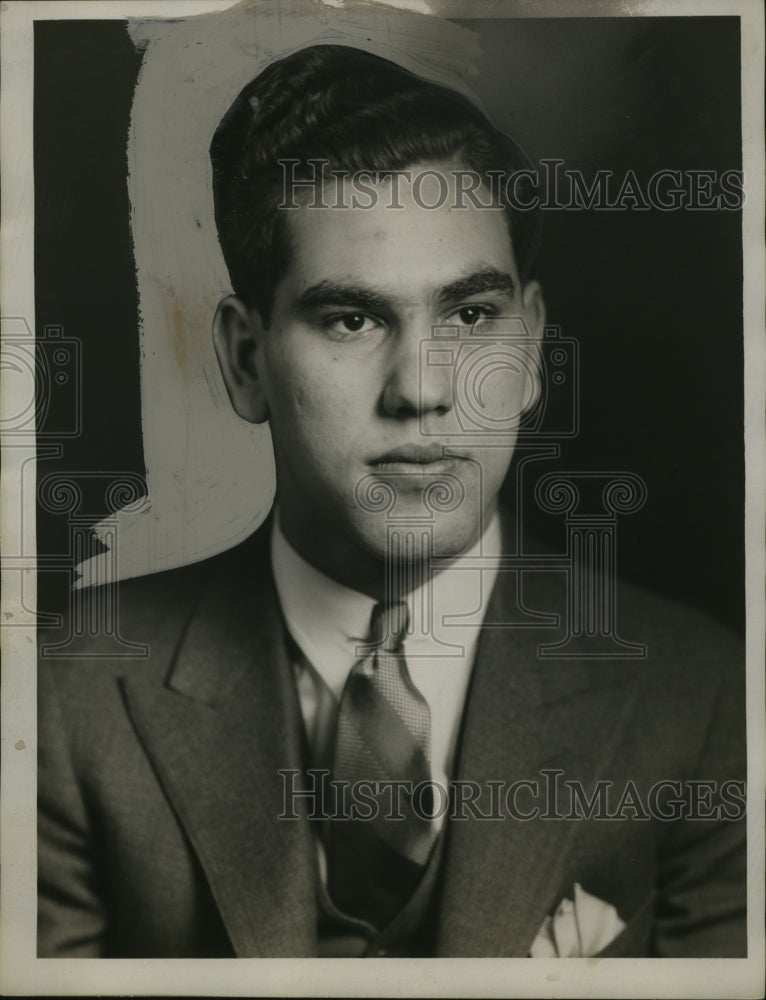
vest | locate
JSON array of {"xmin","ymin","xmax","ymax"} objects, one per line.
[{"xmin": 316, "ymin": 827, "xmax": 447, "ymax": 957}]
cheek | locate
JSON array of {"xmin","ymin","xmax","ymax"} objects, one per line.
[
  {"xmin": 265, "ymin": 350, "xmax": 324, "ymax": 417},
  {"xmin": 267, "ymin": 357, "xmax": 360, "ymax": 451},
  {"xmin": 493, "ymin": 350, "xmax": 538, "ymax": 418},
  {"xmin": 486, "ymin": 441, "xmax": 518, "ymax": 484},
  {"xmin": 456, "ymin": 344, "xmax": 537, "ymax": 427},
  {"xmin": 466, "ymin": 431, "xmax": 519, "ymax": 506}
]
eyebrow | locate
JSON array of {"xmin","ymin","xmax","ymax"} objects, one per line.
[
  {"xmin": 295, "ymin": 281, "xmax": 391, "ymax": 314},
  {"xmin": 294, "ymin": 268, "xmax": 516, "ymax": 315},
  {"xmin": 437, "ymin": 268, "xmax": 516, "ymax": 302}
]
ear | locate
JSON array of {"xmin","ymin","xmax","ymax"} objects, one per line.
[
  {"xmin": 212, "ymin": 295, "xmax": 270, "ymax": 424},
  {"xmin": 520, "ymin": 279, "xmax": 546, "ymax": 413}
]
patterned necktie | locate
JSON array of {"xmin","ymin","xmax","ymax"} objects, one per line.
[{"xmin": 326, "ymin": 600, "xmax": 436, "ymax": 929}]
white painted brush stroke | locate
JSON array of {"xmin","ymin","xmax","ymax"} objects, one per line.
[{"xmin": 77, "ymin": 0, "xmax": 481, "ymax": 586}]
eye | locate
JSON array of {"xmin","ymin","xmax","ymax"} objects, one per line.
[
  {"xmin": 445, "ymin": 304, "xmax": 496, "ymax": 327},
  {"xmin": 323, "ymin": 312, "xmax": 381, "ymax": 338}
]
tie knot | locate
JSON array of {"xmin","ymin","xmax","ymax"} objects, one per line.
[{"xmin": 370, "ymin": 600, "xmax": 409, "ymax": 651}]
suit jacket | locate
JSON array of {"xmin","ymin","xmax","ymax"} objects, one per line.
[{"xmin": 37, "ymin": 517, "xmax": 747, "ymax": 958}]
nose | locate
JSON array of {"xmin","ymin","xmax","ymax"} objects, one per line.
[{"xmin": 381, "ymin": 320, "xmax": 454, "ymax": 419}]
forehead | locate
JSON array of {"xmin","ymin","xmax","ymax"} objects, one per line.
[{"xmin": 280, "ymin": 162, "xmax": 516, "ymax": 299}]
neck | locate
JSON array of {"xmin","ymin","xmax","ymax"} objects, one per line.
[
  {"xmin": 274, "ymin": 504, "xmax": 496, "ymax": 602},
  {"xmin": 275, "ymin": 511, "xmax": 399, "ymax": 601}
]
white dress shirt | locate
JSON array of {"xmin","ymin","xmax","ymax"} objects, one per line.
[{"xmin": 271, "ymin": 509, "xmax": 502, "ymax": 800}]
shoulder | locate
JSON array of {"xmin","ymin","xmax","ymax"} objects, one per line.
[
  {"xmin": 38, "ymin": 523, "xmax": 272, "ymax": 695},
  {"xmin": 613, "ymin": 576, "xmax": 745, "ymax": 706},
  {"xmin": 512, "ymin": 523, "xmax": 744, "ymax": 686},
  {"xmin": 510, "ymin": 553, "xmax": 745, "ymax": 762}
]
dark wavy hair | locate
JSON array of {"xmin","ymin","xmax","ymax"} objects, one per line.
[{"xmin": 210, "ymin": 44, "xmax": 542, "ymax": 324}]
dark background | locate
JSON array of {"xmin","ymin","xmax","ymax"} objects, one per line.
[{"xmin": 35, "ymin": 16, "xmax": 744, "ymax": 633}]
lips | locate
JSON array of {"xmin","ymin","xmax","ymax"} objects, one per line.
[
  {"xmin": 368, "ymin": 444, "xmax": 465, "ymax": 473},
  {"xmin": 372, "ymin": 444, "xmax": 451, "ymax": 464}
]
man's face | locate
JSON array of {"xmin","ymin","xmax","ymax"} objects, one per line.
[{"xmin": 217, "ymin": 161, "xmax": 544, "ymax": 590}]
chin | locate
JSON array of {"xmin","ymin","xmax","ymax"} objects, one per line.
[
  {"xmin": 349, "ymin": 459, "xmax": 495, "ymax": 562},
  {"xmin": 352, "ymin": 506, "xmax": 484, "ymax": 568}
]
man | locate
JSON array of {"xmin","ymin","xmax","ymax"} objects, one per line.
[{"xmin": 38, "ymin": 44, "xmax": 746, "ymax": 958}]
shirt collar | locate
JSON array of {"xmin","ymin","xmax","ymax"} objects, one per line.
[{"xmin": 271, "ymin": 509, "xmax": 502, "ymax": 700}]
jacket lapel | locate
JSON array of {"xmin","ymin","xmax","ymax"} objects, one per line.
[
  {"xmin": 122, "ymin": 531, "xmax": 317, "ymax": 956},
  {"xmin": 435, "ymin": 565, "xmax": 641, "ymax": 956},
  {"xmin": 118, "ymin": 516, "xmax": 641, "ymax": 957}
]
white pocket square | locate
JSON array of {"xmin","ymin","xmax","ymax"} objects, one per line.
[{"xmin": 529, "ymin": 883, "xmax": 626, "ymax": 958}]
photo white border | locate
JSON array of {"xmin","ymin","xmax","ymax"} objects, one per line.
[{"xmin": 1, "ymin": 1, "xmax": 763, "ymax": 996}]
